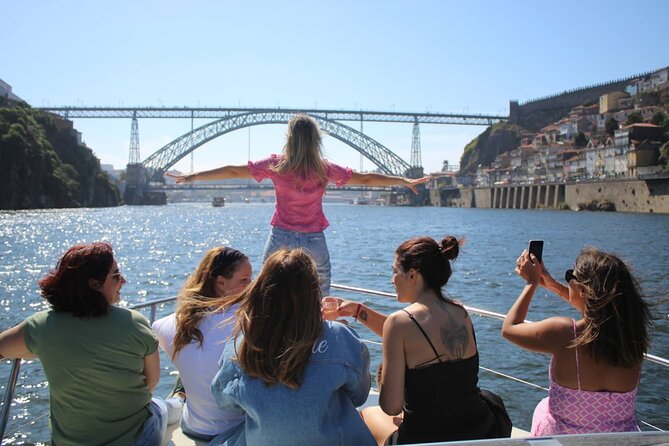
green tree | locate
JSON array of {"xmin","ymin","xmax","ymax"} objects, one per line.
[
  {"xmin": 625, "ymin": 111, "xmax": 643, "ymax": 126},
  {"xmin": 660, "ymin": 141, "xmax": 669, "ymax": 171},
  {"xmin": 574, "ymin": 131, "xmax": 588, "ymax": 148},
  {"xmin": 605, "ymin": 117, "xmax": 619, "ymax": 136},
  {"xmin": 651, "ymin": 111, "xmax": 666, "ymax": 126}
]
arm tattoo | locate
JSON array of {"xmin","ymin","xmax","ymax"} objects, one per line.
[{"xmin": 358, "ymin": 309, "xmax": 368, "ymax": 322}]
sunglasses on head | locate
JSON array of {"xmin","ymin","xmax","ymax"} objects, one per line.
[{"xmin": 565, "ymin": 269, "xmax": 577, "ymax": 283}]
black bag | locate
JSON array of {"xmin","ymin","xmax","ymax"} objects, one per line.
[{"xmin": 480, "ymin": 389, "xmax": 513, "ymax": 438}]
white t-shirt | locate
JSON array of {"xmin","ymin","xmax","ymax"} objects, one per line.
[{"xmin": 152, "ymin": 308, "xmax": 243, "ymax": 436}]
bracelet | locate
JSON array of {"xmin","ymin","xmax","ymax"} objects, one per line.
[{"xmin": 354, "ymin": 303, "xmax": 362, "ymax": 321}]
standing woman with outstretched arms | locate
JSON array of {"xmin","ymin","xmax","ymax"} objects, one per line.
[{"xmin": 168, "ymin": 114, "xmax": 428, "ymax": 296}]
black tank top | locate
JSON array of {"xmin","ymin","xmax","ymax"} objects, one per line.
[{"xmin": 397, "ymin": 309, "xmax": 496, "ymax": 444}]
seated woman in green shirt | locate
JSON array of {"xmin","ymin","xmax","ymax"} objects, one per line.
[{"xmin": 0, "ymin": 242, "xmax": 180, "ymax": 446}]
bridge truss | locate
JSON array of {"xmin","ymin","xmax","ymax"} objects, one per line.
[
  {"xmin": 40, "ymin": 106, "xmax": 505, "ymax": 187},
  {"xmin": 41, "ymin": 106, "xmax": 507, "ymax": 126},
  {"xmin": 142, "ymin": 111, "xmax": 415, "ymax": 181}
]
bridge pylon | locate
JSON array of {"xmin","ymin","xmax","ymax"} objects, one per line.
[
  {"xmin": 407, "ymin": 121, "xmax": 424, "ymax": 179},
  {"xmin": 129, "ymin": 112, "xmax": 140, "ymax": 164},
  {"xmin": 123, "ymin": 112, "xmax": 166, "ymax": 205}
]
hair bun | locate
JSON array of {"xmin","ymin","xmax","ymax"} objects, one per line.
[{"xmin": 440, "ymin": 236, "xmax": 460, "ymax": 261}]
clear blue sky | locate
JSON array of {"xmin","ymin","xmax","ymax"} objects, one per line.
[{"xmin": 3, "ymin": 0, "xmax": 668, "ymax": 174}]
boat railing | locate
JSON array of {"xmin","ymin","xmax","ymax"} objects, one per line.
[{"xmin": 2, "ymin": 283, "xmax": 668, "ymax": 440}]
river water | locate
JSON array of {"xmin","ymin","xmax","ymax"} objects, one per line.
[{"xmin": 1, "ymin": 203, "xmax": 668, "ymax": 443}]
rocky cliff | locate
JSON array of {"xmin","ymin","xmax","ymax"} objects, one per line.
[
  {"xmin": 0, "ymin": 98, "xmax": 121, "ymax": 209},
  {"xmin": 459, "ymin": 122, "xmax": 525, "ymax": 173}
]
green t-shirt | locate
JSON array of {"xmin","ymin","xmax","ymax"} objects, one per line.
[{"xmin": 24, "ymin": 306, "xmax": 159, "ymax": 446}]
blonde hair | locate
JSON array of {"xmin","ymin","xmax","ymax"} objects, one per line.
[
  {"xmin": 273, "ymin": 114, "xmax": 328, "ymax": 185},
  {"xmin": 172, "ymin": 246, "xmax": 248, "ymax": 359},
  {"xmin": 227, "ymin": 248, "xmax": 323, "ymax": 389}
]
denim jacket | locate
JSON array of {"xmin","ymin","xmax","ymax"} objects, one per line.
[{"xmin": 210, "ymin": 321, "xmax": 375, "ymax": 446}]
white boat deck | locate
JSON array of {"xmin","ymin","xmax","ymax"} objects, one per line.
[
  {"xmin": 164, "ymin": 425, "xmax": 533, "ymax": 446},
  {"xmin": 162, "ymin": 389, "xmax": 530, "ymax": 446},
  {"xmin": 162, "ymin": 389, "xmax": 669, "ymax": 446},
  {"xmin": 164, "ymin": 423, "xmax": 669, "ymax": 446}
]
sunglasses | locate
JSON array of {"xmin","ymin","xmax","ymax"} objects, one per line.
[{"xmin": 565, "ymin": 269, "xmax": 577, "ymax": 283}]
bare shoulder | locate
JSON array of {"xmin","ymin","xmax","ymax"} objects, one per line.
[
  {"xmin": 386, "ymin": 309, "xmax": 412, "ymax": 326},
  {"xmin": 537, "ymin": 316, "xmax": 580, "ymax": 350},
  {"xmin": 383, "ymin": 309, "xmax": 415, "ymax": 335},
  {"xmin": 541, "ymin": 316, "xmax": 576, "ymax": 332}
]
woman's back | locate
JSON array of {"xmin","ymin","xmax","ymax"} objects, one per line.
[
  {"xmin": 248, "ymin": 154, "xmax": 351, "ymax": 233},
  {"xmin": 401, "ymin": 300, "xmax": 477, "ymax": 369},
  {"xmin": 398, "ymin": 301, "xmax": 496, "ymax": 443},
  {"xmin": 532, "ymin": 317, "xmax": 641, "ymax": 435},
  {"xmin": 550, "ymin": 318, "xmax": 641, "ymax": 393},
  {"xmin": 153, "ymin": 309, "xmax": 244, "ymax": 437},
  {"xmin": 212, "ymin": 321, "xmax": 375, "ymax": 446},
  {"xmin": 24, "ymin": 306, "xmax": 156, "ymax": 445}
]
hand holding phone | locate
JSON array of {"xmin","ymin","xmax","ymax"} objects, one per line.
[{"xmin": 528, "ymin": 240, "xmax": 543, "ymax": 264}]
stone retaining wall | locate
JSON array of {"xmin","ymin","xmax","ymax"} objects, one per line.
[{"xmin": 432, "ymin": 179, "xmax": 669, "ymax": 214}]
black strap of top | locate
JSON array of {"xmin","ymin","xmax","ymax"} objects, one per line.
[{"xmin": 403, "ymin": 309, "xmax": 442, "ymax": 363}]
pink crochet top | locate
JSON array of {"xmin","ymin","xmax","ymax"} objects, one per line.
[
  {"xmin": 531, "ymin": 320, "xmax": 640, "ymax": 436},
  {"xmin": 248, "ymin": 154, "xmax": 352, "ymax": 232}
]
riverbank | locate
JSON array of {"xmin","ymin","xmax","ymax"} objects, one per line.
[{"xmin": 432, "ymin": 177, "xmax": 669, "ymax": 213}]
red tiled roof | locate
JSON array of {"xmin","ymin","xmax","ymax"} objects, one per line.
[{"xmin": 623, "ymin": 122, "xmax": 660, "ymax": 129}]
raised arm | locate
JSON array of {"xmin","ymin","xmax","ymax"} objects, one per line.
[
  {"xmin": 0, "ymin": 322, "xmax": 36, "ymax": 359},
  {"xmin": 540, "ymin": 264, "xmax": 584, "ymax": 313},
  {"xmin": 501, "ymin": 252, "xmax": 570, "ymax": 354},
  {"xmin": 166, "ymin": 164, "xmax": 252, "ymax": 183},
  {"xmin": 347, "ymin": 172, "xmax": 429, "ymax": 194}
]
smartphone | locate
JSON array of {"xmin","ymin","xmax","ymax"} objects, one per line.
[{"xmin": 528, "ymin": 240, "xmax": 544, "ymax": 264}]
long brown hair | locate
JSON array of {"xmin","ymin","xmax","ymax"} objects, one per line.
[
  {"xmin": 172, "ymin": 246, "xmax": 248, "ymax": 359},
  {"xmin": 273, "ymin": 114, "xmax": 328, "ymax": 185},
  {"xmin": 228, "ymin": 248, "xmax": 323, "ymax": 389},
  {"xmin": 571, "ymin": 247, "xmax": 651, "ymax": 367}
]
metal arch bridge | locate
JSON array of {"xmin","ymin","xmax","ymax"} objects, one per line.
[
  {"xmin": 40, "ymin": 106, "xmax": 508, "ymax": 181},
  {"xmin": 40, "ymin": 106, "xmax": 507, "ymax": 126},
  {"xmin": 143, "ymin": 111, "xmax": 419, "ymax": 181}
]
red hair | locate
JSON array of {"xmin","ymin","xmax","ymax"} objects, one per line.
[{"xmin": 38, "ymin": 242, "xmax": 114, "ymax": 317}]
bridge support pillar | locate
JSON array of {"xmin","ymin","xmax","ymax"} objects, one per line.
[{"xmin": 123, "ymin": 164, "xmax": 166, "ymax": 205}]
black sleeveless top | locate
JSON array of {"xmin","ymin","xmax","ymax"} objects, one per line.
[{"xmin": 396, "ymin": 310, "xmax": 496, "ymax": 444}]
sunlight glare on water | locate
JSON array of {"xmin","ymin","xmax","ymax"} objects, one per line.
[{"xmin": 0, "ymin": 203, "xmax": 668, "ymax": 442}]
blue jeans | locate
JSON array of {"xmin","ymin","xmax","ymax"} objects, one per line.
[
  {"xmin": 263, "ymin": 227, "xmax": 331, "ymax": 296},
  {"xmin": 133, "ymin": 397, "xmax": 183, "ymax": 446},
  {"xmin": 133, "ymin": 399, "xmax": 168, "ymax": 446},
  {"xmin": 181, "ymin": 422, "xmax": 216, "ymax": 442}
]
